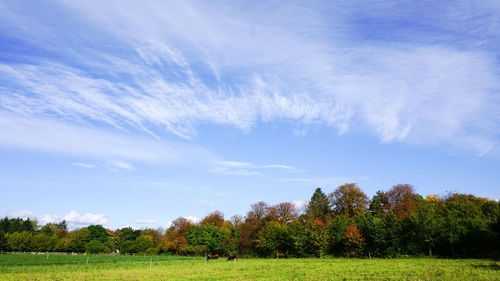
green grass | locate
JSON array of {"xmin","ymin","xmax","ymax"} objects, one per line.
[{"xmin": 0, "ymin": 254, "xmax": 499, "ymax": 280}]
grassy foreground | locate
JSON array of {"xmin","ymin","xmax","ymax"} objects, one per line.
[{"xmin": 0, "ymin": 254, "xmax": 499, "ymax": 280}]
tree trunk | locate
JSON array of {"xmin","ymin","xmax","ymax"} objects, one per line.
[{"xmin": 428, "ymin": 246, "xmax": 432, "ymax": 257}]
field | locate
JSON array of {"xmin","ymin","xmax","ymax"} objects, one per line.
[{"xmin": 0, "ymin": 254, "xmax": 499, "ymax": 280}]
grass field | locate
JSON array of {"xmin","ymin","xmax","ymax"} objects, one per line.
[{"xmin": 0, "ymin": 254, "xmax": 499, "ymax": 280}]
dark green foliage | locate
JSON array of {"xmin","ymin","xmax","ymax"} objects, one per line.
[
  {"xmin": 87, "ymin": 225, "xmax": 109, "ymax": 243},
  {"xmin": 0, "ymin": 231, "xmax": 6, "ymax": 251},
  {"xmin": 306, "ymin": 188, "xmax": 329, "ymax": 221},
  {"xmin": 0, "ymin": 217, "xmax": 35, "ymax": 234},
  {"xmin": 328, "ymin": 216, "xmax": 349, "ymax": 256}
]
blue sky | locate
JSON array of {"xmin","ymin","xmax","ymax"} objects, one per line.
[{"xmin": 0, "ymin": 0, "xmax": 499, "ymax": 229}]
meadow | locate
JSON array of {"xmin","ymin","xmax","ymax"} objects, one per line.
[{"xmin": 0, "ymin": 254, "xmax": 499, "ymax": 280}]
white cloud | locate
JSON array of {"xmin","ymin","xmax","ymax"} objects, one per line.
[
  {"xmin": 292, "ymin": 200, "xmax": 307, "ymax": 212},
  {"xmin": 134, "ymin": 219, "xmax": 159, "ymax": 224},
  {"xmin": 71, "ymin": 162, "xmax": 96, "ymax": 168},
  {"xmin": 112, "ymin": 161, "xmax": 134, "ymax": 170},
  {"xmin": 0, "ymin": 210, "xmax": 38, "ymax": 219},
  {"xmin": 62, "ymin": 210, "xmax": 109, "ymax": 225},
  {"xmin": 0, "ymin": 210, "xmax": 109, "ymax": 227},
  {"xmin": 186, "ymin": 216, "xmax": 200, "ymax": 224},
  {"xmin": 211, "ymin": 160, "xmax": 296, "ymax": 176}
]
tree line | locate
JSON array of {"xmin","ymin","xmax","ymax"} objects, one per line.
[{"xmin": 1, "ymin": 183, "xmax": 499, "ymax": 258}]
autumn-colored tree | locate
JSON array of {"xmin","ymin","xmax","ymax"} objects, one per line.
[
  {"xmin": 239, "ymin": 202, "xmax": 269, "ymax": 256},
  {"xmin": 265, "ymin": 205, "xmax": 279, "ymax": 222},
  {"xmin": 329, "ymin": 183, "xmax": 369, "ymax": 218},
  {"xmin": 142, "ymin": 228, "xmax": 163, "ymax": 248},
  {"xmin": 247, "ymin": 201, "xmax": 269, "ymax": 220},
  {"xmin": 425, "ymin": 194, "xmax": 441, "ymax": 205},
  {"xmin": 200, "ymin": 211, "xmax": 225, "ymax": 228},
  {"xmin": 160, "ymin": 227, "xmax": 189, "ymax": 255},
  {"xmin": 385, "ymin": 184, "xmax": 422, "ymax": 218},
  {"xmin": 344, "ymin": 225, "xmax": 364, "ymax": 257},
  {"xmin": 171, "ymin": 217, "xmax": 192, "ymax": 236}
]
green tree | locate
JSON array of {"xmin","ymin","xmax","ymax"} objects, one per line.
[
  {"xmin": 328, "ymin": 216, "xmax": 349, "ymax": 255},
  {"xmin": 413, "ymin": 201, "xmax": 440, "ymax": 256},
  {"xmin": 0, "ymin": 231, "xmax": 6, "ymax": 251},
  {"xmin": 31, "ymin": 233, "xmax": 54, "ymax": 252},
  {"xmin": 306, "ymin": 188, "xmax": 330, "ymax": 221},
  {"xmin": 308, "ymin": 220, "xmax": 329, "ymax": 257},
  {"xmin": 369, "ymin": 191, "xmax": 389, "ymax": 214},
  {"xmin": 87, "ymin": 225, "xmax": 109, "ymax": 243},
  {"xmin": 134, "ymin": 235, "xmax": 154, "ymax": 253},
  {"xmin": 6, "ymin": 231, "xmax": 33, "ymax": 251},
  {"xmin": 288, "ymin": 221, "xmax": 308, "ymax": 257},
  {"xmin": 259, "ymin": 222, "xmax": 291, "ymax": 258},
  {"xmin": 68, "ymin": 228, "xmax": 90, "ymax": 252}
]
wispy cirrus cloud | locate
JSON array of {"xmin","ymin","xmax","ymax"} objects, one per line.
[
  {"xmin": 211, "ymin": 160, "xmax": 296, "ymax": 176},
  {"xmin": 71, "ymin": 162, "xmax": 96, "ymax": 169},
  {"xmin": 279, "ymin": 176, "xmax": 371, "ymax": 186},
  {"xmin": 0, "ymin": 111, "xmax": 215, "ymax": 165},
  {"xmin": 0, "ymin": 0, "xmax": 498, "ymax": 156}
]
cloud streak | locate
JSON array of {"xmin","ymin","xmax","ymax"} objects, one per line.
[
  {"xmin": 0, "ymin": 0, "xmax": 498, "ymax": 156},
  {"xmin": 0, "ymin": 111, "xmax": 214, "ymax": 165},
  {"xmin": 210, "ymin": 161, "xmax": 296, "ymax": 176}
]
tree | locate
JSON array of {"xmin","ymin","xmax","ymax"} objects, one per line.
[
  {"xmin": 200, "ymin": 211, "xmax": 225, "ymax": 227},
  {"xmin": 6, "ymin": 231, "xmax": 33, "ymax": 251},
  {"xmin": 87, "ymin": 225, "xmax": 109, "ymax": 243},
  {"xmin": 142, "ymin": 228, "xmax": 163, "ymax": 248},
  {"xmin": 306, "ymin": 188, "xmax": 330, "ymax": 221},
  {"xmin": 385, "ymin": 184, "xmax": 422, "ymax": 218},
  {"xmin": 329, "ymin": 183, "xmax": 369, "ymax": 218},
  {"xmin": 308, "ymin": 220, "xmax": 329, "ymax": 257},
  {"xmin": 229, "ymin": 215, "xmax": 243, "ymax": 230},
  {"xmin": 68, "ymin": 228, "xmax": 90, "ymax": 252},
  {"xmin": 275, "ymin": 202, "xmax": 298, "ymax": 225},
  {"xmin": 344, "ymin": 225, "xmax": 364, "ymax": 257},
  {"xmin": 0, "ymin": 231, "xmax": 6, "ymax": 251},
  {"xmin": 259, "ymin": 222, "xmax": 291, "ymax": 258},
  {"xmin": 171, "ymin": 217, "xmax": 192, "ymax": 236},
  {"xmin": 413, "ymin": 201, "xmax": 440, "ymax": 256},
  {"xmin": 369, "ymin": 191, "xmax": 390, "ymax": 214},
  {"xmin": 248, "ymin": 201, "xmax": 269, "ymax": 221},
  {"xmin": 328, "ymin": 216, "xmax": 349, "ymax": 255},
  {"xmin": 31, "ymin": 233, "xmax": 55, "ymax": 252},
  {"xmin": 85, "ymin": 240, "xmax": 111, "ymax": 254},
  {"xmin": 134, "ymin": 235, "xmax": 154, "ymax": 253},
  {"xmin": 288, "ymin": 221, "xmax": 308, "ymax": 257}
]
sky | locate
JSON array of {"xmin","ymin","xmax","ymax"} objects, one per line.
[{"xmin": 0, "ymin": 0, "xmax": 499, "ymax": 230}]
